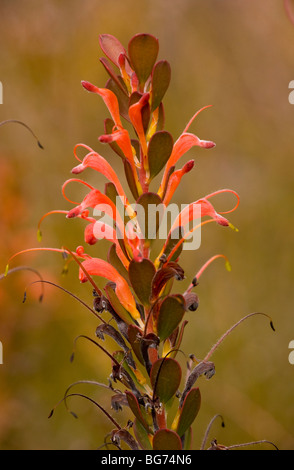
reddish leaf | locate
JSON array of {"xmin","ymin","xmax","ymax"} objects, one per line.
[
  {"xmin": 100, "ymin": 57, "xmax": 128, "ymax": 96},
  {"xmin": 128, "ymin": 33, "xmax": 159, "ymax": 88},
  {"xmin": 99, "ymin": 34, "xmax": 128, "ymax": 68},
  {"xmin": 153, "ymin": 429, "xmax": 182, "ymax": 450},
  {"xmin": 151, "ymin": 262, "xmax": 184, "ymax": 299}
]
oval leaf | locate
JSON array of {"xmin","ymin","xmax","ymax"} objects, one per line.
[
  {"xmin": 148, "ymin": 131, "xmax": 174, "ymax": 180},
  {"xmin": 129, "ymin": 258, "xmax": 156, "ymax": 306},
  {"xmin": 133, "ymin": 418, "xmax": 153, "ymax": 450},
  {"xmin": 99, "ymin": 34, "xmax": 127, "ymax": 68},
  {"xmin": 176, "ymin": 387, "xmax": 201, "ymax": 437},
  {"xmin": 126, "ymin": 391, "xmax": 152, "ymax": 433},
  {"xmin": 150, "ymin": 357, "xmax": 182, "ymax": 403},
  {"xmin": 107, "ymin": 244, "xmax": 129, "ymax": 283},
  {"xmin": 151, "ymin": 60, "xmax": 171, "ymax": 111},
  {"xmin": 128, "ymin": 34, "xmax": 159, "ymax": 87},
  {"xmin": 153, "ymin": 429, "xmax": 182, "ymax": 450},
  {"xmin": 156, "ymin": 295, "xmax": 186, "ymax": 342},
  {"xmin": 124, "ymin": 159, "xmax": 140, "ymax": 200}
]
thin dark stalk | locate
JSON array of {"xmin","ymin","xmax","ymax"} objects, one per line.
[
  {"xmin": 23, "ymin": 279, "xmax": 106, "ymax": 323},
  {"xmin": 0, "ymin": 119, "xmax": 44, "ymax": 148},
  {"xmin": 201, "ymin": 414, "xmax": 225, "ymax": 450}
]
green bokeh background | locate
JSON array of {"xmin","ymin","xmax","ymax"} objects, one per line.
[{"xmin": 0, "ymin": 0, "xmax": 294, "ymax": 450}]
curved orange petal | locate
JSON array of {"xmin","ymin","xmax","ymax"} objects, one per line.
[
  {"xmin": 162, "ymin": 160, "xmax": 194, "ymax": 206},
  {"xmin": 79, "ymin": 258, "xmax": 139, "ymax": 321},
  {"xmin": 84, "ymin": 221, "xmax": 129, "ymax": 268},
  {"xmin": 128, "ymin": 93, "xmax": 150, "ymax": 167},
  {"xmin": 81, "ymin": 81, "xmax": 122, "ymax": 128},
  {"xmin": 71, "ymin": 151, "xmax": 128, "ymax": 201},
  {"xmin": 66, "ymin": 188, "xmax": 125, "ymax": 236},
  {"xmin": 159, "ymin": 132, "xmax": 215, "ymax": 197}
]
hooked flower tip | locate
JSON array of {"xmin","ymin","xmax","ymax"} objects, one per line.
[
  {"xmin": 66, "ymin": 207, "xmax": 81, "ymax": 218},
  {"xmin": 81, "ymin": 80, "xmax": 97, "ymax": 93},
  {"xmin": 71, "ymin": 164, "xmax": 84, "ymax": 174},
  {"xmin": 202, "ymin": 140, "xmax": 216, "ymax": 149}
]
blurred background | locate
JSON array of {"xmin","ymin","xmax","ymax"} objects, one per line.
[{"xmin": 0, "ymin": 0, "xmax": 294, "ymax": 450}]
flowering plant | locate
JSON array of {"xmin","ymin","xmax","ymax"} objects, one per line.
[{"xmin": 5, "ymin": 33, "xmax": 276, "ymax": 450}]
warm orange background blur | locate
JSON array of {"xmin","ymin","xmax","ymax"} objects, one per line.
[{"xmin": 0, "ymin": 0, "xmax": 294, "ymax": 450}]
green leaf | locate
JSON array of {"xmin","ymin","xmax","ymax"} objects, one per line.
[
  {"xmin": 104, "ymin": 182, "xmax": 118, "ymax": 205},
  {"xmin": 128, "ymin": 34, "xmax": 159, "ymax": 88},
  {"xmin": 153, "ymin": 429, "xmax": 182, "ymax": 450},
  {"xmin": 124, "ymin": 159, "xmax": 140, "ymax": 200},
  {"xmin": 151, "ymin": 60, "xmax": 171, "ymax": 111},
  {"xmin": 128, "ymin": 258, "xmax": 156, "ymax": 306},
  {"xmin": 133, "ymin": 418, "xmax": 153, "ymax": 450},
  {"xmin": 156, "ymin": 102, "xmax": 165, "ymax": 131},
  {"xmin": 126, "ymin": 391, "xmax": 152, "ymax": 433},
  {"xmin": 112, "ymin": 350, "xmax": 145, "ymax": 393},
  {"xmin": 150, "ymin": 357, "xmax": 182, "ymax": 403},
  {"xmin": 156, "ymin": 294, "xmax": 186, "ymax": 342},
  {"xmin": 135, "ymin": 192, "xmax": 163, "ymax": 241},
  {"xmin": 183, "ymin": 426, "xmax": 193, "ymax": 450},
  {"xmin": 148, "ymin": 131, "xmax": 174, "ymax": 181},
  {"xmin": 176, "ymin": 388, "xmax": 201, "ymax": 437}
]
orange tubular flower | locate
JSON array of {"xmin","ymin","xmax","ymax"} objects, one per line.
[
  {"xmin": 84, "ymin": 220, "xmax": 129, "ymax": 268},
  {"xmin": 128, "ymin": 93, "xmax": 150, "ymax": 171},
  {"xmin": 81, "ymin": 81, "xmax": 122, "ymax": 128},
  {"xmin": 162, "ymin": 160, "xmax": 195, "ymax": 206},
  {"xmin": 159, "ymin": 133, "xmax": 215, "ymax": 198},
  {"xmin": 79, "ymin": 257, "xmax": 140, "ymax": 322},
  {"xmin": 71, "ymin": 150, "xmax": 135, "ymax": 216}
]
